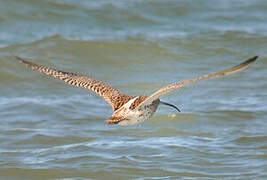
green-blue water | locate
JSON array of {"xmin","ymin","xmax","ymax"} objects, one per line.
[{"xmin": 0, "ymin": 1, "xmax": 266, "ymax": 179}]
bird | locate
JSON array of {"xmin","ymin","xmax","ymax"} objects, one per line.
[{"xmin": 14, "ymin": 55, "xmax": 258, "ymax": 126}]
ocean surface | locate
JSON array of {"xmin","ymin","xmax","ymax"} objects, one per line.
[{"xmin": 0, "ymin": 0, "xmax": 266, "ymax": 179}]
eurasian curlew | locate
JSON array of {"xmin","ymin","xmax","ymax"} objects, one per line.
[{"xmin": 14, "ymin": 56, "xmax": 258, "ymax": 125}]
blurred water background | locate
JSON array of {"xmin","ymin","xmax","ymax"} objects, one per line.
[{"xmin": 0, "ymin": 0, "xmax": 266, "ymax": 179}]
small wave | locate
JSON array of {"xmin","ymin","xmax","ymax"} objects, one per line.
[
  {"xmin": 1, "ymin": 0, "xmax": 267, "ymax": 49},
  {"xmin": 201, "ymin": 109, "xmax": 266, "ymax": 122},
  {"xmin": 233, "ymin": 136, "xmax": 267, "ymax": 144}
]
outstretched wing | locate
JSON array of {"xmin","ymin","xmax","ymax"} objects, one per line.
[
  {"xmin": 135, "ymin": 56, "xmax": 258, "ymax": 110},
  {"xmin": 14, "ymin": 56, "xmax": 125, "ymax": 111}
]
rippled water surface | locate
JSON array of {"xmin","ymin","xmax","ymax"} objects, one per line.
[{"xmin": 0, "ymin": 0, "xmax": 267, "ymax": 179}]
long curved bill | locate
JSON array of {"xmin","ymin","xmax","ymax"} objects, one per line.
[{"xmin": 160, "ymin": 101, "xmax": 181, "ymax": 112}]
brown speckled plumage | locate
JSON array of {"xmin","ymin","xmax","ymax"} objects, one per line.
[
  {"xmin": 14, "ymin": 56, "xmax": 132, "ymax": 111},
  {"xmin": 15, "ymin": 55, "xmax": 258, "ymax": 125}
]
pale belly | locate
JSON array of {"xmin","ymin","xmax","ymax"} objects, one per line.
[
  {"xmin": 110, "ymin": 97, "xmax": 160, "ymax": 126},
  {"xmin": 118, "ymin": 106, "xmax": 157, "ymax": 126}
]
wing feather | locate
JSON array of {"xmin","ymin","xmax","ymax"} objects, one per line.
[
  {"xmin": 14, "ymin": 56, "xmax": 125, "ymax": 111},
  {"xmin": 135, "ymin": 56, "xmax": 258, "ymax": 110}
]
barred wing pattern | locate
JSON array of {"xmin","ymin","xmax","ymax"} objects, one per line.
[
  {"xmin": 135, "ymin": 56, "xmax": 258, "ymax": 110},
  {"xmin": 15, "ymin": 56, "xmax": 125, "ymax": 111}
]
